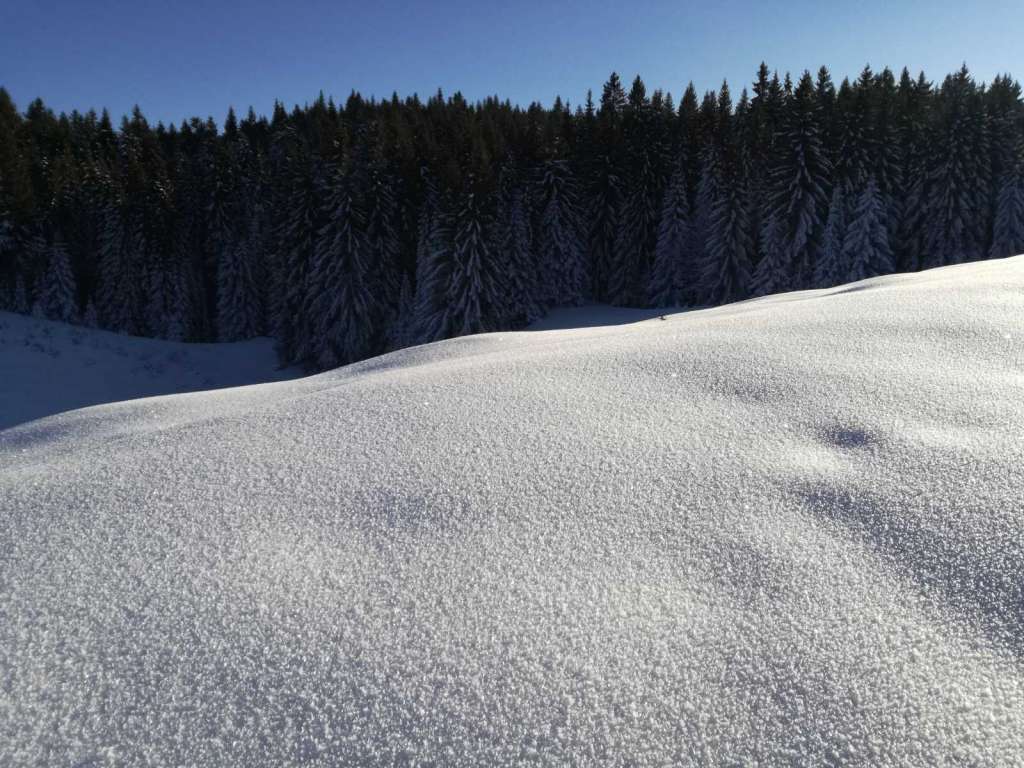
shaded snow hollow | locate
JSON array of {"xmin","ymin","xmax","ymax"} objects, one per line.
[
  {"xmin": 0, "ymin": 312, "xmax": 298, "ymax": 431},
  {"xmin": 2, "ymin": 256, "xmax": 1024, "ymax": 766}
]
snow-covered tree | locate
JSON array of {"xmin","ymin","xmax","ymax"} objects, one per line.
[
  {"xmin": 38, "ymin": 238, "xmax": 77, "ymax": 322},
  {"xmin": 989, "ymin": 168, "xmax": 1024, "ymax": 259},
  {"xmin": 217, "ymin": 209, "xmax": 263, "ymax": 342},
  {"xmin": 701, "ymin": 180, "xmax": 752, "ymax": 305},
  {"xmin": 309, "ymin": 171, "xmax": 378, "ymax": 369},
  {"xmin": 690, "ymin": 144, "xmax": 724, "ymax": 304},
  {"xmin": 609, "ymin": 149, "xmax": 660, "ymax": 306},
  {"xmin": 587, "ymin": 157, "xmax": 623, "ymax": 301},
  {"xmin": 842, "ymin": 179, "xmax": 894, "ymax": 282},
  {"xmin": 923, "ymin": 68, "xmax": 989, "ymax": 267},
  {"xmin": 815, "ymin": 185, "xmax": 849, "ymax": 287},
  {"xmin": 98, "ymin": 205, "xmax": 140, "ymax": 333},
  {"xmin": 496, "ymin": 168, "xmax": 541, "ymax": 324},
  {"xmin": 271, "ymin": 162, "xmax": 317, "ymax": 365},
  {"xmin": 445, "ymin": 190, "xmax": 505, "ymax": 337},
  {"xmin": 413, "ymin": 171, "xmax": 453, "ymax": 344},
  {"xmin": 648, "ymin": 160, "xmax": 691, "ymax": 307},
  {"xmin": 386, "ymin": 274, "xmax": 416, "ymax": 351},
  {"xmin": 365, "ymin": 169, "xmax": 403, "ymax": 317},
  {"xmin": 769, "ymin": 71, "xmax": 831, "ymax": 289},
  {"xmin": 536, "ymin": 160, "xmax": 587, "ymax": 307},
  {"xmin": 750, "ymin": 211, "xmax": 787, "ymax": 298}
]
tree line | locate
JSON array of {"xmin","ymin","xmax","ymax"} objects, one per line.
[{"xmin": 1, "ymin": 63, "xmax": 1022, "ymax": 370}]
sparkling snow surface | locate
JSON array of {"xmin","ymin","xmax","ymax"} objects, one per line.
[{"xmin": 2, "ymin": 257, "xmax": 1024, "ymax": 766}]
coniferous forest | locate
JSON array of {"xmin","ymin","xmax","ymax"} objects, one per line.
[{"xmin": 1, "ymin": 63, "xmax": 1023, "ymax": 371}]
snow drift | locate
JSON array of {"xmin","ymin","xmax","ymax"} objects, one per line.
[{"xmin": 2, "ymin": 256, "xmax": 1024, "ymax": 766}]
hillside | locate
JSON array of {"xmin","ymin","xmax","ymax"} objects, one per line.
[{"xmin": 2, "ymin": 256, "xmax": 1023, "ymax": 766}]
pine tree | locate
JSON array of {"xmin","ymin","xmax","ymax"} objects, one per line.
[
  {"xmin": 12, "ymin": 275, "xmax": 29, "ymax": 314},
  {"xmin": 843, "ymin": 179, "xmax": 894, "ymax": 282},
  {"xmin": 496, "ymin": 167, "xmax": 541, "ymax": 324},
  {"xmin": 815, "ymin": 185, "xmax": 849, "ymax": 287},
  {"xmin": 769, "ymin": 71, "xmax": 831, "ymax": 289},
  {"xmin": 98, "ymin": 205, "xmax": 137, "ymax": 332},
  {"xmin": 309, "ymin": 169, "xmax": 378, "ymax": 368},
  {"xmin": 702, "ymin": 182, "xmax": 752, "ymax": 304},
  {"xmin": 895, "ymin": 70, "xmax": 932, "ymax": 272},
  {"xmin": 82, "ymin": 301, "xmax": 99, "ymax": 328},
  {"xmin": 271, "ymin": 158, "xmax": 317, "ymax": 365},
  {"xmin": 587, "ymin": 156, "xmax": 623, "ymax": 301},
  {"xmin": 216, "ymin": 209, "xmax": 262, "ymax": 341},
  {"xmin": 413, "ymin": 171, "xmax": 453, "ymax": 344},
  {"xmin": 446, "ymin": 190, "xmax": 505, "ymax": 336},
  {"xmin": 386, "ymin": 274, "xmax": 416, "ymax": 351},
  {"xmin": 990, "ymin": 167, "xmax": 1024, "ymax": 259},
  {"xmin": 39, "ymin": 237, "xmax": 78, "ymax": 322},
  {"xmin": 750, "ymin": 211, "xmax": 787, "ymax": 298},
  {"xmin": 924, "ymin": 67, "xmax": 989, "ymax": 267},
  {"xmin": 648, "ymin": 159, "xmax": 691, "ymax": 307},
  {"xmin": 691, "ymin": 143, "xmax": 723, "ymax": 304},
  {"xmin": 536, "ymin": 160, "xmax": 587, "ymax": 307},
  {"xmin": 365, "ymin": 168, "xmax": 403, "ymax": 318}
]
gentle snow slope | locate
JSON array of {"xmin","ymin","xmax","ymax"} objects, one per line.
[
  {"xmin": 2, "ymin": 257, "xmax": 1024, "ymax": 766},
  {"xmin": 0, "ymin": 311, "xmax": 297, "ymax": 431}
]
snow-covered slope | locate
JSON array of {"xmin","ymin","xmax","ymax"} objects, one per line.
[
  {"xmin": 0, "ymin": 312, "xmax": 298, "ymax": 431},
  {"xmin": 2, "ymin": 257, "xmax": 1024, "ymax": 766}
]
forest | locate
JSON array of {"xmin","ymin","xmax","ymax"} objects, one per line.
[{"xmin": 0, "ymin": 63, "xmax": 1022, "ymax": 371}]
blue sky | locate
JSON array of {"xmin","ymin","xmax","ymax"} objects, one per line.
[{"xmin": 2, "ymin": 0, "xmax": 1022, "ymax": 125}]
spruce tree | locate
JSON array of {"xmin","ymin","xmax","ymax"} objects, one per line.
[
  {"xmin": 587, "ymin": 156, "xmax": 623, "ymax": 301},
  {"xmin": 272, "ymin": 158, "xmax": 317, "ymax": 365},
  {"xmin": 536, "ymin": 159, "xmax": 587, "ymax": 307},
  {"xmin": 990, "ymin": 166, "xmax": 1024, "ymax": 259},
  {"xmin": 446, "ymin": 189, "xmax": 505, "ymax": 336},
  {"xmin": 768, "ymin": 71, "xmax": 831, "ymax": 289},
  {"xmin": 496, "ymin": 166, "xmax": 541, "ymax": 324},
  {"xmin": 413, "ymin": 171, "xmax": 453, "ymax": 344},
  {"xmin": 648, "ymin": 159, "xmax": 691, "ymax": 307},
  {"xmin": 843, "ymin": 179, "xmax": 894, "ymax": 282},
  {"xmin": 702, "ymin": 184, "xmax": 752, "ymax": 304},
  {"xmin": 216, "ymin": 208, "xmax": 263, "ymax": 342},
  {"xmin": 609, "ymin": 149, "xmax": 659, "ymax": 306},
  {"xmin": 924, "ymin": 67, "xmax": 989, "ymax": 267},
  {"xmin": 750, "ymin": 211, "xmax": 787, "ymax": 297},
  {"xmin": 98, "ymin": 205, "xmax": 137, "ymax": 333},
  {"xmin": 309, "ymin": 169, "xmax": 378, "ymax": 369},
  {"xmin": 815, "ymin": 185, "xmax": 849, "ymax": 287},
  {"xmin": 39, "ymin": 237, "xmax": 78, "ymax": 322}
]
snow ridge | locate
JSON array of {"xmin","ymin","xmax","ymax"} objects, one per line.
[{"xmin": 2, "ymin": 257, "xmax": 1024, "ymax": 766}]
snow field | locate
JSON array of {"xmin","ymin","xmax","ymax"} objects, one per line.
[{"xmin": 1, "ymin": 256, "xmax": 1023, "ymax": 765}]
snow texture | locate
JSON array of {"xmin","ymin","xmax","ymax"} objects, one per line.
[
  {"xmin": 2, "ymin": 256, "xmax": 1024, "ymax": 766},
  {"xmin": 0, "ymin": 312, "xmax": 297, "ymax": 431}
]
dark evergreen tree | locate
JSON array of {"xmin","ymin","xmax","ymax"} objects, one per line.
[
  {"xmin": 536, "ymin": 159, "xmax": 587, "ymax": 307},
  {"xmin": 990, "ymin": 156, "xmax": 1024, "ymax": 259},
  {"xmin": 309, "ymin": 167, "xmax": 378, "ymax": 368},
  {"xmin": 769, "ymin": 71, "xmax": 831, "ymax": 289},
  {"xmin": 38, "ymin": 236, "xmax": 77, "ymax": 322},
  {"xmin": 648, "ymin": 159, "xmax": 691, "ymax": 307},
  {"xmin": 843, "ymin": 178, "xmax": 894, "ymax": 282},
  {"xmin": 446, "ymin": 189, "xmax": 505, "ymax": 336},
  {"xmin": 815, "ymin": 184, "xmax": 849, "ymax": 287}
]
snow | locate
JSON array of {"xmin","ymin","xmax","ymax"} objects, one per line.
[
  {"xmin": 2, "ymin": 256, "xmax": 1024, "ymax": 765},
  {"xmin": 0, "ymin": 312, "xmax": 298, "ymax": 431}
]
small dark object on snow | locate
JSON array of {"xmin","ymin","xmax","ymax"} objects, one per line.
[{"xmin": 659, "ymin": 315, "xmax": 667, "ymax": 321}]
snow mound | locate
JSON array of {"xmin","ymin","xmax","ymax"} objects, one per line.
[
  {"xmin": 0, "ymin": 312, "xmax": 298, "ymax": 431},
  {"xmin": 2, "ymin": 256, "xmax": 1024, "ymax": 766}
]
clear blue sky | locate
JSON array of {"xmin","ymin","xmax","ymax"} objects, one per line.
[{"xmin": 2, "ymin": 0, "xmax": 1022, "ymax": 126}]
